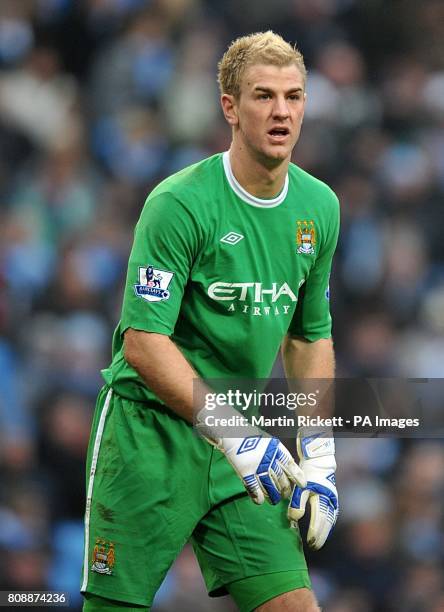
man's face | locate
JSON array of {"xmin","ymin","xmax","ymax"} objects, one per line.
[{"xmin": 228, "ymin": 63, "xmax": 306, "ymax": 165}]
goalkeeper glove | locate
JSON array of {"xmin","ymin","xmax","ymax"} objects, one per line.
[
  {"xmin": 196, "ymin": 406, "xmax": 306, "ymax": 505},
  {"xmin": 288, "ymin": 427, "xmax": 338, "ymax": 550}
]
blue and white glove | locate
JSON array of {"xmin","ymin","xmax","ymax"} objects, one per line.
[
  {"xmin": 196, "ymin": 407, "xmax": 306, "ymax": 505},
  {"xmin": 288, "ymin": 427, "xmax": 338, "ymax": 550},
  {"xmin": 218, "ymin": 435, "xmax": 307, "ymax": 505}
]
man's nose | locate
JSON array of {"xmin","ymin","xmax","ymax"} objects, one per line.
[{"xmin": 272, "ymin": 97, "xmax": 290, "ymax": 119}]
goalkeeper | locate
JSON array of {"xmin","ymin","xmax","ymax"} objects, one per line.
[{"xmin": 81, "ymin": 31, "xmax": 339, "ymax": 612}]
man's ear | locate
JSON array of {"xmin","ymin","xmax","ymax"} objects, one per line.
[{"xmin": 221, "ymin": 93, "xmax": 239, "ymax": 126}]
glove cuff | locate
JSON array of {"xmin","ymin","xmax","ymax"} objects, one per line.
[
  {"xmin": 195, "ymin": 404, "xmax": 259, "ymax": 447},
  {"xmin": 297, "ymin": 426, "xmax": 335, "ymax": 460}
]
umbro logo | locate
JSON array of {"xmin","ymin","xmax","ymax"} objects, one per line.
[{"xmin": 220, "ymin": 232, "xmax": 244, "ymax": 245}]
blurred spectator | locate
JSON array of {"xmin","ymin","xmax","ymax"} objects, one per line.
[
  {"xmin": 0, "ymin": 5, "xmax": 34, "ymax": 67},
  {"xmin": 38, "ymin": 392, "xmax": 93, "ymax": 518},
  {"xmin": 93, "ymin": 106, "xmax": 168, "ymax": 183},
  {"xmin": 89, "ymin": 8, "xmax": 175, "ymax": 116},
  {"xmin": 163, "ymin": 25, "xmax": 221, "ymax": 143},
  {"xmin": 0, "ymin": 45, "xmax": 79, "ymax": 148}
]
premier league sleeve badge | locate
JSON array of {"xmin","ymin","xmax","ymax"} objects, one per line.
[{"xmin": 134, "ymin": 265, "xmax": 174, "ymax": 302}]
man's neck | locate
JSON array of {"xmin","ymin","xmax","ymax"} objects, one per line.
[{"xmin": 228, "ymin": 143, "xmax": 289, "ymax": 200}]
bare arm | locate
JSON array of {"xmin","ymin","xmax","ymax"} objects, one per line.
[
  {"xmin": 124, "ymin": 328, "xmax": 202, "ymax": 423},
  {"xmin": 283, "ymin": 336, "xmax": 339, "ymax": 549},
  {"xmin": 282, "ymin": 336, "xmax": 335, "ymax": 418},
  {"xmin": 281, "ymin": 336, "xmax": 335, "ymax": 379},
  {"xmin": 124, "ymin": 327, "xmax": 307, "ymax": 504}
]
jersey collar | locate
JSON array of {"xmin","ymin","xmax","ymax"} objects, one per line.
[{"xmin": 222, "ymin": 151, "xmax": 288, "ymax": 208}]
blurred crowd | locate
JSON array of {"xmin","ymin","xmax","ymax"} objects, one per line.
[{"xmin": 0, "ymin": 1, "xmax": 443, "ymax": 611}]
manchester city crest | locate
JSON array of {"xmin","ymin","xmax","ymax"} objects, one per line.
[
  {"xmin": 296, "ymin": 220, "xmax": 316, "ymax": 255},
  {"xmin": 134, "ymin": 265, "xmax": 174, "ymax": 302},
  {"xmin": 91, "ymin": 538, "xmax": 115, "ymax": 575}
]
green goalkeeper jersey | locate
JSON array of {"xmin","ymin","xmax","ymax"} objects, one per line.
[{"xmin": 102, "ymin": 152, "xmax": 340, "ymax": 403}]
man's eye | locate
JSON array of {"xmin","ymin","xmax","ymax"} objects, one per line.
[
  {"xmin": 259, "ymin": 93, "xmax": 271, "ymax": 99},
  {"xmin": 288, "ymin": 94, "xmax": 301, "ymax": 101}
]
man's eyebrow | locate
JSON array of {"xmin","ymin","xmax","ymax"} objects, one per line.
[{"xmin": 253, "ymin": 85, "xmax": 304, "ymax": 93}]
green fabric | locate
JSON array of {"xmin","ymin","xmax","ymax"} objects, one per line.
[
  {"xmin": 192, "ymin": 494, "xmax": 309, "ymax": 597},
  {"xmin": 227, "ymin": 571, "xmax": 312, "ymax": 612},
  {"xmin": 102, "ymin": 152, "xmax": 339, "ymax": 403},
  {"xmin": 81, "ymin": 388, "xmax": 309, "ymax": 607},
  {"xmin": 83, "ymin": 592, "xmax": 149, "ymax": 611}
]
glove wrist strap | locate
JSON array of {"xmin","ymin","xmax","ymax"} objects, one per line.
[
  {"xmin": 297, "ymin": 426, "xmax": 335, "ymax": 459},
  {"xmin": 195, "ymin": 404, "xmax": 259, "ymax": 448}
]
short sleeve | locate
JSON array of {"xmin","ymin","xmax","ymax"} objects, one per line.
[
  {"xmin": 288, "ymin": 195, "xmax": 340, "ymax": 341},
  {"xmin": 120, "ymin": 192, "xmax": 202, "ymax": 336}
]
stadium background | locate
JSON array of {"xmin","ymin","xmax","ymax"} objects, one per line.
[{"xmin": 0, "ymin": 1, "xmax": 443, "ymax": 610}]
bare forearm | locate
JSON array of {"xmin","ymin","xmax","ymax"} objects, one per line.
[
  {"xmin": 282, "ymin": 336, "xmax": 335, "ymax": 418},
  {"xmin": 124, "ymin": 328, "xmax": 203, "ymax": 423},
  {"xmin": 282, "ymin": 336, "xmax": 335, "ymax": 378}
]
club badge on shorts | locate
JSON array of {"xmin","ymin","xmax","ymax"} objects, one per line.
[
  {"xmin": 296, "ymin": 220, "xmax": 316, "ymax": 255},
  {"xmin": 91, "ymin": 538, "xmax": 115, "ymax": 575},
  {"xmin": 134, "ymin": 265, "xmax": 174, "ymax": 302}
]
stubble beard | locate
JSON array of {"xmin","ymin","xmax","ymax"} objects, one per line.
[{"xmin": 251, "ymin": 137, "xmax": 294, "ymax": 170}]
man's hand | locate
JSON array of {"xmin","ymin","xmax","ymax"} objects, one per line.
[
  {"xmin": 288, "ymin": 428, "xmax": 338, "ymax": 550},
  {"xmin": 218, "ymin": 435, "xmax": 307, "ymax": 505},
  {"xmin": 195, "ymin": 406, "xmax": 306, "ymax": 505}
]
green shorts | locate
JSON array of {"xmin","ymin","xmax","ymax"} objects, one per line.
[{"xmin": 81, "ymin": 386, "xmax": 310, "ymax": 611}]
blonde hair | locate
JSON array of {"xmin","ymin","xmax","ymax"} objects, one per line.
[{"xmin": 217, "ymin": 31, "xmax": 307, "ymax": 98}]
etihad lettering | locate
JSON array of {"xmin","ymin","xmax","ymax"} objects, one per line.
[{"xmin": 208, "ymin": 282, "xmax": 297, "ymax": 303}]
